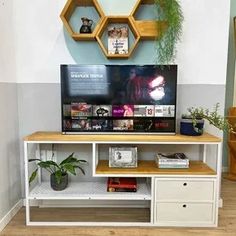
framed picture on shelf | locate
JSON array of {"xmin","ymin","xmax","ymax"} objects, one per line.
[
  {"xmin": 109, "ymin": 147, "xmax": 137, "ymax": 168},
  {"xmin": 107, "ymin": 25, "xmax": 128, "ymax": 55}
]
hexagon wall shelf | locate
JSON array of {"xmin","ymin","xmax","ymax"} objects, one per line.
[
  {"xmin": 131, "ymin": 0, "xmax": 167, "ymax": 40},
  {"xmin": 60, "ymin": 0, "xmax": 105, "ymax": 41},
  {"xmin": 60, "ymin": 0, "xmax": 166, "ymax": 58},
  {"xmin": 96, "ymin": 16, "xmax": 140, "ymax": 59}
]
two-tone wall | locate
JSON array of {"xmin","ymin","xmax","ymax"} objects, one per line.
[
  {"xmin": 0, "ymin": 0, "xmax": 22, "ymax": 231},
  {"xmin": 15, "ymin": 0, "xmax": 230, "ymax": 153},
  {"xmin": 0, "ymin": 0, "xmax": 232, "ymax": 230}
]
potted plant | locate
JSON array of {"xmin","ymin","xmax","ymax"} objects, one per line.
[
  {"xmin": 29, "ymin": 152, "xmax": 87, "ymax": 191},
  {"xmin": 154, "ymin": 0, "xmax": 184, "ymax": 64},
  {"xmin": 180, "ymin": 103, "xmax": 233, "ymax": 136}
]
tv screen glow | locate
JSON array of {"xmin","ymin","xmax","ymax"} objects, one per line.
[{"xmin": 60, "ymin": 65, "xmax": 177, "ymax": 134}]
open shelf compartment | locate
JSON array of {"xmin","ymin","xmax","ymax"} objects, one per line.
[
  {"xmin": 95, "ymin": 160, "xmax": 216, "ymax": 176},
  {"xmin": 29, "ymin": 179, "xmax": 151, "ymax": 200},
  {"xmin": 60, "ymin": 0, "xmax": 105, "ymax": 41},
  {"xmin": 96, "ymin": 16, "xmax": 140, "ymax": 59},
  {"xmin": 130, "ymin": 0, "xmax": 167, "ymax": 40}
]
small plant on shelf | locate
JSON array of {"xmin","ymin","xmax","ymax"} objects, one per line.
[
  {"xmin": 29, "ymin": 152, "xmax": 88, "ymax": 191},
  {"xmin": 180, "ymin": 103, "xmax": 234, "ymax": 136}
]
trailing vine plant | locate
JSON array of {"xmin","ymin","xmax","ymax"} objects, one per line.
[{"xmin": 154, "ymin": 0, "xmax": 184, "ymax": 64}]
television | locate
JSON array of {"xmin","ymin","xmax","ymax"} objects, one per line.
[{"xmin": 60, "ymin": 65, "xmax": 177, "ymax": 134}]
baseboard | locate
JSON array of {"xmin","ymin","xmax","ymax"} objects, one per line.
[{"xmin": 0, "ymin": 200, "xmax": 23, "ymax": 232}]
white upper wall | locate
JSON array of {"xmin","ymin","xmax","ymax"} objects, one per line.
[
  {"xmin": 0, "ymin": 0, "xmax": 17, "ymax": 83},
  {"xmin": 10, "ymin": 0, "xmax": 230, "ymax": 84},
  {"xmin": 177, "ymin": 0, "xmax": 230, "ymax": 85}
]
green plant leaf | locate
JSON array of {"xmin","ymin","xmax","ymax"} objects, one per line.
[
  {"xmin": 59, "ymin": 152, "xmax": 77, "ymax": 166},
  {"xmin": 154, "ymin": 0, "xmax": 184, "ymax": 64},
  {"xmin": 29, "ymin": 169, "xmax": 38, "ymax": 184},
  {"xmin": 76, "ymin": 160, "xmax": 88, "ymax": 163},
  {"xmin": 55, "ymin": 170, "xmax": 62, "ymax": 184},
  {"xmin": 75, "ymin": 160, "xmax": 88, "ymax": 165},
  {"xmin": 63, "ymin": 163, "xmax": 76, "ymax": 175},
  {"xmin": 186, "ymin": 103, "xmax": 233, "ymax": 133},
  {"xmin": 38, "ymin": 161, "xmax": 58, "ymax": 169},
  {"xmin": 75, "ymin": 165, "xmax": 85, "ymax": 175},
  {"xmin": 28, "ymin": 158, "xmax": 41, "ymax": 162}
]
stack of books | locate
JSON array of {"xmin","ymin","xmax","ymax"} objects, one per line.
[
  {"xmin": 107, "ymin": 177, "xmax": 137, "ymax": 192},
  {"xmin": 155, "ymin": 153, "xmax": 189, "ymax": 169}
]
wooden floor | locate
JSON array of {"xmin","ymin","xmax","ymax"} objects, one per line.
[{"xmin": 1, "ymin": 178, "xmax": 236, "ymax": 236}]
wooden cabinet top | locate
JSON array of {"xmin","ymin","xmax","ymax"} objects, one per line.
[{"xmin": 24, "ymin": 131, "xmax": 221, "ymax": 143}]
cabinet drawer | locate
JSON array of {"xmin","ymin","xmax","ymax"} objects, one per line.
[
  {"xmin": 155, "ymin": 179, "xmax": 215, "ymax": 201},
  {"xmin": 155, "ymin": 202, "xmax": 214, "ymax": 224}
]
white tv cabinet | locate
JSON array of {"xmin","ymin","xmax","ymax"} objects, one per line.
[{"xmin": 24, "ymin": 132, "xmax": 222, "ymax": 227}]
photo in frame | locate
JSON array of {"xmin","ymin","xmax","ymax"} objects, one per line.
[{"xmin": 109, "ymin": 147, "xmax": 138, "ymax": 168}]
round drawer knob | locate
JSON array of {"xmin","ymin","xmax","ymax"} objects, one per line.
[
  {"xmin": 183, "ymin": 183, "xmax": 187, "ymax": 186},
  {"xmin": 183, "ymin": 204, "xmax": 187, "ymax": 208}
]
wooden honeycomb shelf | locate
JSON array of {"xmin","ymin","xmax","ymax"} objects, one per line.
[
  {"xmin": 60, "ymin": 0, "xmax": 105, "ymax": 41},
  {"xmin": 60, "ymin": 0, "xmax": 167, "ymax": 57},
  {"xmin": 130, "ymin": 0, "xmax": 167, "ymax": 40},
  {"xmin": 96, "ymin": 16, "xmax": 140, "ymax": 59}
]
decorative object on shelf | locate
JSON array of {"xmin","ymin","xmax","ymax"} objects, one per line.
[
  {"xmin": 180, "ymin": 118, "xmax": 204, "ymax": 136},
  {"xmin": 29, "ymin": 152, "xmax": 87, "ymax": 191},
  {"xmin": 155, "ymin": 153, "xmax": 189, "ymax": 168},
  {"xmin": 96, "ymin": 16, "xmax": 140, "ymax": 59},
  {"xmin": 108, "ymin": 25, "xmax": 128, "ymax": 55},
  {"xmin": 60, "ymin": 0, "xmax": 105, "ymax": 41},
  {"xmin": 180, "ymin": 103, "xmax": 233, "ymax": 136},
  {"xmin": 109, "ymin": 147, "xmax": 138, "ymax": 168},
  {"xmin": 154, "ymin": 0, "xmax": 184, "ymax": 64},
  {"xmin": 107, "ymin": 177, "xmax": 137, "ymax": 192},
  {"xmin": 79, "ymin": 17, "xmax": 93, "ymax": 33}
]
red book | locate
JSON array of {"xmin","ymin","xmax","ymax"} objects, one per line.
[{"xmin": 107, "ymin": 177, "xmax": 137, "ymax": 192}]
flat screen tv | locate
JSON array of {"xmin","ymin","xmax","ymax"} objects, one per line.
[{"xmin": 60, "ymin": 64, "xmax": 177, "ymax": 134}]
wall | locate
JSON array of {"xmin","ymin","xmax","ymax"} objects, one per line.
[
  {"xmin": 14, "ymin": 0, "xmax": 230, "ymax": 196},
  {"xmin": 0, "ymin": 0, "xmax": 22, "ymax": 231},
  {"xmin": 225, "ymin": 0, "xmax": 236, "ymax": 112},
  {"xmin": 223, "ymin": 0, "xmax": 236, "ymax": 168}
]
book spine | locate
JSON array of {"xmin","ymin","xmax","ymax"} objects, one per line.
[
  {"xmin": 158, "ymin": 159, "xmax": 189, "ymax": 163},
  {"xmin": 107, "ymin": 187, "xmax": 137, "ymax": 192},
  {"xmin": 158, "ymin": 160, "xmax": 189, "ymax": 165},
  {"xmin": 158, "ymin": 165, "xmax": 189, "ymax": 169},
  {"xmin": 108, "ymin": 184, "xmax": 137, "ymax": 188}
]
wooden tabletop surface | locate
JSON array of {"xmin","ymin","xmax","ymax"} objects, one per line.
[{"xmin": 24, "ymin": 131, "xmax": 221, "ymax": 143}]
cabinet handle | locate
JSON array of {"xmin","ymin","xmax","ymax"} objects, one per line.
[
  {"xmin": 183, "ymin": 204, "xmax": 187, "ymax": 208},
  {"xmin": 183, "ymin": 183, "xmax": 187, "ymax": 186}
]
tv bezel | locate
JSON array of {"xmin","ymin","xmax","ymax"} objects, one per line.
[{"xmin": 60, "ymin": 64, "xmax": 177, "ymax": 135}]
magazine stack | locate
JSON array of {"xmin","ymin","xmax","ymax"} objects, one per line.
[{"xmin": 155, "ymin": 153, "xmax": 189, "ymax": 169}]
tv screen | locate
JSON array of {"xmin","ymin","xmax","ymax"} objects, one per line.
[{"xmin": 60, "ymin": 65, "xmax": 177, "ymax": 134}]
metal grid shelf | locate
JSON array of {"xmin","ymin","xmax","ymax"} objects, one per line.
[{"xmin": 29, "ymin": 181, "xmax": 151, "ymax": 200}]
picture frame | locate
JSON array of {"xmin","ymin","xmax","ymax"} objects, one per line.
[{"xmin": 109, "ymin": 147, "xmax": 138, "ymax": 168}]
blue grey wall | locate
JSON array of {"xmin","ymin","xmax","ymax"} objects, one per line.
[{"xmin": 0, "ymin": 83, "xmax": 21, "ymax": 225}]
